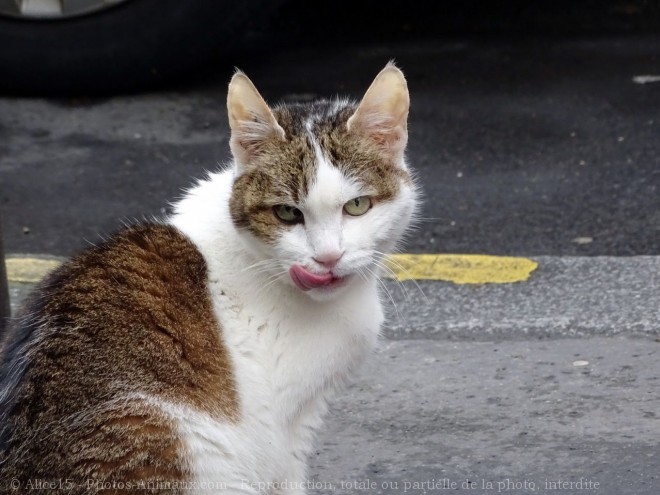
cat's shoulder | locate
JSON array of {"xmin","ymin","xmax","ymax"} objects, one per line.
[
  {"xmin": 0, "ymin": 221, "xmax": 236, "ymax": 424},
  {"xmin": 0, "ymin": 223, "xmax": 203, "ymax": 355},
  {"xmin": 19, "ymin": 222, "xmax": 214, "ymax": 340},
  {"xmin": 51, "ymin": 222, "xmax": 208, "ymax": 291}
]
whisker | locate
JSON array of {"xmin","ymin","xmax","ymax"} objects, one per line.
[
  {"xmin": 371, "ymin": 258, "xmax": 410, "ymax": 300},
  {"xmin": 240, "ymin": 259, "xmax": 278, "ymax": 273},
  {"xmin": 362, "ymin": 264, "xmax": 402, "ymax": 323},
  {"xmin": 253, "ymin": 270, "xmax": 288, "ymax": 298},
  {"xmin": 415, "ymin": 216, "xmax": 450, "ymax": 223},
  {"xmin": 371, "ymin": 250, "xmax": 428, "ymax": 303}
]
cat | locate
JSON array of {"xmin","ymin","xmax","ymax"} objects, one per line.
[{"xmin": 0, "ymin": 63, "xmax": 417, "ymax": 494}]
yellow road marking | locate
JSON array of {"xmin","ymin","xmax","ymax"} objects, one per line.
[
  {"xmin": 5, "ymin": 254, "xmax": 538, "ymax": 285},
  {"xmin": 387, "ymin": 254, "xmax": 538, "ymax": 284},
  {"xmin": 6, "ymin": 257, "xmax": 62, "ymax": 283}
]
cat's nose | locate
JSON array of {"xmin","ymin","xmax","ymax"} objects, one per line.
[{"xmin": 313, "ymin": 251, "xmax": 344, "ymax": 269}]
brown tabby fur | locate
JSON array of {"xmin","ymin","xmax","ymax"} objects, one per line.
[
  {"xmin": 0, "ymin": 224, "xmax": 236, "ymax": 493},
  {"xmin": 229, "ymin": 102, "xmax": 408, "ymax": 244}
]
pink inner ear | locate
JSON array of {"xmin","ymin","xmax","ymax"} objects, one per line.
[
  {"xmin": 371, "ymin": 130, "xmax": 400, "ymax": 147},
  {"xmin": 349, "ymin": 108, "xmax": 406, "ymax": 151},
  {"xmin": 231, "ymin": 118, "xmax": 284, "ymax": 165},
  {"xmin": 356, "ymin": 119, "xmax": 406, "ymax": 154}
]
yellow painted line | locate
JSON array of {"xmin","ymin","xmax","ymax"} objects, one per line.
[
  {"xmin": 5, "ymin": 254, "xmax": 538, "ymax": 285},
  {"xmin": 387, "ymin": 254, "xmax": 538, "ymax": 284},
  {"xmin": 6, "ymin": 257, "xmax": 62, "ymax": 283}
]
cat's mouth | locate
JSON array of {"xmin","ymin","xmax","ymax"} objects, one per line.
[{"xmin": 289, "ymin": 264, "xmax": 345, "ymax": 291}]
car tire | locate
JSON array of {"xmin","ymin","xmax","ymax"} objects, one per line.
[{"xmin": 0, "ymin": 0, "xmax": 274, "ymax": 94}]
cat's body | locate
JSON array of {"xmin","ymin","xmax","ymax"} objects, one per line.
[
  {"xmin": 168, "ymin": 168, "xmax": 384, "ymax": 491},
  {"xmin": 0, "ymin": 65, "xmax": 416, "ymax": 494}
]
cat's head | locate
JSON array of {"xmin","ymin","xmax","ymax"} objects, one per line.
[{"xmin": 228, "ymin": 63, "xmax": 417, "ymax": 301}]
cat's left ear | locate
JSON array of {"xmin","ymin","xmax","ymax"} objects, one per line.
[
  {"xmin": 347, "ymin": 62, "xmax": 410, "ymax": 162},
  {"xmin": 227, "ymin": 71, "xmax": 285, "ymax": 169}
]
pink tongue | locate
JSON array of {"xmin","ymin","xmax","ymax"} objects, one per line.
[{"xmin": 290, "ymin": 264, "xmax": 335, "ymax": 291}]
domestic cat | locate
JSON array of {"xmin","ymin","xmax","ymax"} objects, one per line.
[{"xmin": 0, "ymin": 63, "xmax": 417, "ymax": 493}]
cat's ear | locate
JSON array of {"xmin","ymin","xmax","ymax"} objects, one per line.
[
  {"xmin": 347, "ymin": 62, "xmax": 410, "ymax": 162},
  {"xmin": 227, "ymin": 71, "xmax": 285, "ymax": 168}
]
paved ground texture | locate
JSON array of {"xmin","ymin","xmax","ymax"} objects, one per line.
[
  {"xmin": 2, "ymin": 37, "xmax": 660, "ymax": 257},
  {"xmin": 312, "ymin": 337, "xmax": 659, "ymax": 495},
  {"xmin": 1, "ymin": 30, "xmax": 659, "ymax": 495}
]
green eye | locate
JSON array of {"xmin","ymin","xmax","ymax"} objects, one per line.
[
  {"xmin": 344, "ymin": 196, "xmax": 372, "ymax": 216},
  {"xmin": 274, "ymin": 205, "xmax": 304, "ymax": 224}
]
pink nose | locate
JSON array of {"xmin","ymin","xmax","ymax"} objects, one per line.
[{"xmin": 313, "ymin": 251, "xmax": 344, "ymax": 269}]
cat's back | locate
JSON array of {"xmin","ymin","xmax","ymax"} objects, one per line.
[{"xmin": 0, "ymin": 223, "xmax": 236, "ymax": 488}]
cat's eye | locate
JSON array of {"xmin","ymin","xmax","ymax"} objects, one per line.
[
  {"xmin": 343, "ymin": 196, "xmax": 372, "ymax": 216},
  {"xmin": 274, "ymin": 205, "xmax": 304, "ymax": 224}
]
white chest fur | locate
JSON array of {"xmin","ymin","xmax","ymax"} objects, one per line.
[{"xmin": 168, "ymin": 170, "xmax": 383, "ymax": 493}]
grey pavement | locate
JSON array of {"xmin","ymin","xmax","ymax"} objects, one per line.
[{"xmin": 313, "ymin": 337, "xmax": 659, "ymax": 495}]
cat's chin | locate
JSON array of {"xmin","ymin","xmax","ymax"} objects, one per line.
[
  {"xmin": 308, "ymin": 275, "xmax": 349, "ymax": 293},
  {"xmin": 300, "ymin": 277, "xmax": 353, "ymax": 302}
]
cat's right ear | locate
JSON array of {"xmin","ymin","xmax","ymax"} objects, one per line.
[{"xmin": 227, "ymin": 71, "xmax": 285, "ymax": 169}]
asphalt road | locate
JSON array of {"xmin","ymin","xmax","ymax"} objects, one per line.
[
  {"xmin": 312, "ymin": 337, "xmax": 659, "ymax": 495},
  {"xmin": 1, "ymin": 36, "xmax": 660, "ymax": 256},
  {"xmin": 2, "ymin": 32, "xmax": 660, "ymax": 495}
]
